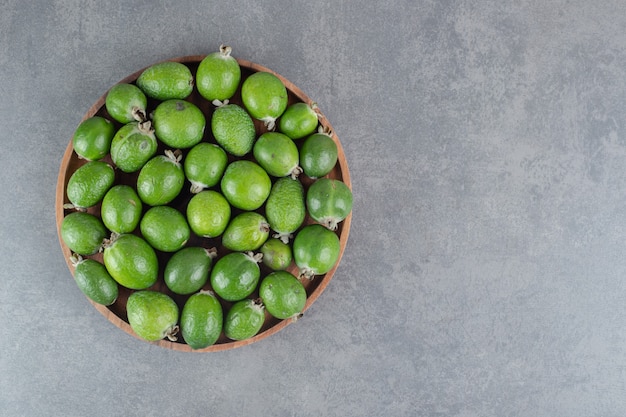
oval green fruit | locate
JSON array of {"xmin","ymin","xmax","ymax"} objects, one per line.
[
  {"xmin": 253, "ymin": 132, "xmax": 301, "ymax": 178},
  {"xmin": 127, "ymin": 290, "xmax": 179, "ymax": 342},
  {"xmin": 66, "ymin": 161, "xmax": 115, "ymax": 209},
  {"xmin": 71, "ymin": 255, "xmax": 118, "ymax": 306},
  {"xmin": 136, "ymin": 61, "xmax": 193, "ymax": 100},
  {"xmin": 60, "ymin": 212, "xmax": 107, "ymax": 256},
  {"xmin": 164, "ymin": 247, "xmax": 216, "ymax": 295},
  {"xmin": 110, "ymin": 121, "xmax": 158, "ymax": 173},
  {"xmin": 180, "ymin": 291, "xmax": 223, "ymax": 349},
  {"xmin": 210, "ymin": 252, "xmax": 261, "ymax": 302},
  {"xmin": 259, "ymin": 271, "xmax": 306, "ymax": 320},
  {"xmin": 278, "ymin": 102, "xmax": 319, "ymax": 140},
  {"xmin": 265, "ymin": 177, "xmax": 305, "ymax": 243},
  {"xmin": 184, "ymin": 143, "xmax": 228, "ymax": 193},
  {"xmin": 300, "ymin": 133, "xmax": 338, "ymax": 179},
  {"xmin": 241, "ymin": 71, "xmax": 288, "ymax": 129},
  {"xmin": 196, "ymin": 45, "xmax": 241, "ymax": 103},
  {"xmin": 293, "ymin": 224, "xmax": 341, "ymax": 279},
  {"xmin": 103, "ymin": 234, "xmax": 158, "ymax": 289},
  {"xmin": 211, "ymin": 103, "xmax": 256, "ymax": 156},
  {"xmin": 152, "ymin": 99, "xmax": 205, "ymax": 149},
  {"xmin": 72, "ymin": 116, "xmax": 115, "ymax": 161},
  {"xmin": 306, "ymin": 178, "xmax": 353, "ymax": 230},
  {"xmin": 220, "ymin": 160, "xmax": 271, "ymax": 210},
  {"xmin": 137, "ymin": 151, "xmax": 185, "ymax": 206},
  {"xmin": 224, "ymin": 299, "xmax": 265, "ymax": 341},
  {"xmin": 186, "ymin": 190, "xmax": 231, "ymax": 238},
  {"xmin": 100, "ymin": 185, "xmax": 143, "ymax": 234},
  {"xmin": 260, "ymin": 238, "xmax": 293, "ymax": 271},
  {"xmin": 105, "ymin": 83, "xmax": 147, "ymax": 124},
  {"xmin": 140, "ymin": 206, "xmax": 190, "ymax": 253},
  {"xmin": 222, "ymin": 212, "xmax": 270, "ymax": 252}
]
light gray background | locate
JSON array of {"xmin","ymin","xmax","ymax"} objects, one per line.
[{"xmin": 2, "ymin": 0, "xmax": 626, "ymax": 416}]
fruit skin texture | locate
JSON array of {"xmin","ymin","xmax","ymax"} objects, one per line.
[
  {"xmin": 260, "ymin": 238, "xmax": 293, "ymax": 271},
  {"xmin": 72, "ymin": 257, "xmax": 118, "ymax": 306},
  {"xmin": 136, "ymin": 153, "xmax": 185, "ymax": 206},
  {"xmin": 224, "ymin": 299, "xmax": 265, "ymax": 341},
  {"xmin": 140, "ymin": 206, "xmax": 190, "ymax": 253},
  {"xmin": 211, "ymin": 104, "xmax": 256, "ymax": 157},
  {"xmin": 164, "ymin": 247, "xmax": 215, "ymax": 295},
  {"xmin": 220, "ymin": 160, "xmax": 272, "ymax": 211},
  {"xmin": 259, "ymin": 271, "xmax": 306, "ymax": 320},
  {"xmin": 222, "ymin": 212, "xmax": 270, "ymax": 252},
  {"xmin": 180, "ymin": 291, "xmax": 223, "ymax": 349},
  {"xmin": 210, "ymin": 252, "xmax": 261, "ymax": 302},
  {"xmin": 105, "ymin": 83, "xmax": 147, "ymax": 124},
  {"xmin": 184, "ymin": 143, "xmax": 228, "ymax": 193},
  {"xmin": 66, "ymin": 161, "xmax": 115, "ymax": 209},
  {"xmin": 103, "ymin": 234, "xmax": 158, "ymax": 290},
  {"xmin": 278, "ymin": 102, "xmax": 319, "ymax": 140},
  {"xmin": 265, "ymin": 177, "xmax": 306, "ymax": 243},
  {"xmin": 127, "ymin": 290, "xmax": 179, "ymax": 342},
  {"xmin": 60, "ymin": 212, "xmax": 107, "ymax": 256},
  {"xmin": 186, "ymin": 190, "xmax": 231, "ymax": 238},
  {"xmin": 196, "ymin": 46, "xmax": 241, "ymax": 102},
  {"xmin": 241, "ymin": 71, "xmax": 288, "ymax": 127},
  {"xmin": 293, "ymin": 224, "xmax": 341, "ymax": 279},
  {"xmin": 72, "ymin": 116, "xmax": 115, "ymax": 161},
  {"xmin": 110, "ymin": 121, "xmax": 158, "ymax": 173},
  {"xmin": 136, "ymin": 61, "xmax": 194, "ymax": 100},
  {"xmin": 299, "ymin": 133, "xmax": 338, "ymax": 179},
  {"xmin": 100, "ymin": 185, "xmax": 143, "ymax": 234},
  {"xmin": 306, "ymin": 178, "xmax": 353, "ymax": 230},
  {"xmin": 253, "ymin": 132, "xmax": 301, "ymax": 178},
  {"xmin": 152, "ymin": 100, "xmax": 206, "ymax": 149}
]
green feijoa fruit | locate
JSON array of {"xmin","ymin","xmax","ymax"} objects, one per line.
[
  {"xmin": 100, "ymin": 185, "xmax": 143, "ymax": 234},
  {"xmin": 136, "ymin": 61, "xmax": 194, "ymax": 101},
  {"xmin": 184, "ymin": 143, "xmax": 228, "ymax": 193},
  {"xmin": 220, "ymin": 160, "xmax": 271, "ymax": 211},
  {"xmin": 253, "ymin": 132, "xmax": 301, "ymax": 178},
  {"xmin": 293, "ymin": 224, "xmax": 341, "ymax": 279},
  {"xmin": 259, "ymin": 271, "xmax": 306, "ymax": 320},
  {"xmin": 222, "ymin": 212, "xmax": 270, "ymax": 252},
  {"xmin": 136, "ymin": 150, "xmax": 184, "ymax": 206},
  {"xmin": 278, "ymin": 102, "xmax": 319, "ymax": 140},
  {"xmin": 241, "ymin": 71, "xmax": 288, "ymax": 129},
  {"xmin": 260, "ymin": 238, "xmax": 292, "ymax": 271},
  {"xmin": 60, "ymin": 212, "xmax": 107, "ymax": 255},
  {"xmin": 140, "ymin": 206, "xmax": 190, "ymax": 253},
  {"xmin": 70, "ymin": 255, "xmax": 118, "ymax": 306},
  {"xmin": 66, "ymin": 161, "xmax": 115, "ymax": 209},
  {"xmin": 72, "ymin": 116, "xmax": 115, "ymax": 161},
  {"xmin": 300, "ymin": 132, "xmax": 338, "ymax": 179},
  {"xmin": 164, "ymin": 247, "xmax": 217, "ymax": 295},
  {"xmin": 180, "ymin": 291, "xmax": 223, "ymax": 349},
  {"xmin": 110, "ymin": 121, "xmax": 158, "ymax": 173},
  {"xmin": 103, "ymin": 233, "xmax": 158, "ymax": 289},
  {"xmin": 105, "ymin": 83, "xmax": 147, "ymax": 124},
  {"xmin": 265, "ymin": 177, "xmax": 305, "ymax": 243},
  {"xmin": 196, "ymin": 45, "xmax": 241, "ymax": 103},
  {"xmin": 152, "ymin": 99, "xmax": 206, "ymax": 149},
  {"xmin": 210, "ymin": 252, "xmax": 262, "ymax": 302},
  {"xmin": 224, "ymin": 299, "xmax": 265, "ymax": 341},
  {"xmin": 307, "ymin": 178, "xmax": 353, "ymax": 230},
  {"xmin": 211, "ymin": 103, "xmax": 256, "ymax": 157},
  {"xmin": 186, "ymin": 190, "xmax": 231, "ymax": 238},
  {"xmin": 127, "ymin": 290, "xmax": 179, "ymax": 342}
]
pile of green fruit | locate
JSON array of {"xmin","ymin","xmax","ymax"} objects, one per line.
[{"xmin": 59, "ymin": 46, "xmax": 353, "ymax": 350}]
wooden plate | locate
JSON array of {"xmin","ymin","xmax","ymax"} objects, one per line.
[{"xmin": 55, "ymin": 55, "xmax": 352, "ymax": 351}]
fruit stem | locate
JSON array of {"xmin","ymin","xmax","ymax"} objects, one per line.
[
  {"xmin": 262, "ymin": 117, "xmax": 277, "ymax": 131},
  {"xmin": 291, "ymin": 312, "xmax": 304, "ymax": 322},
  {"xmin": 101, "ymin": 232, "xmax": 120, "ymax": 250},
  {"xmin": 138, "ymin": 120, "xmax": 153, "ymax": 134},
  {"xmin": 245, "ymin": 251, "xmax": 263, "ymax": 264},
  {"xmin": 311, "ymin": 102, "xmax": 324, "ymax": 120},
  {"xmin": 273, "ymin": 232, "xmax": 292, "ymax": 244},
  {"xmin": 164, "ymin": 149, "xmax": 182, "ymax": 164},
  {"xmin": 212, "ymin": 99, "xmax": 229, "ymax": 107},
  {"xmin": 219, "ymin": 44, "xmax": 232, "ymax": 57},
  {"xmin": 166, "ymin": 325, "xmax": 179, "ymax": 342},
  {"xmin": 317, "ymin": 125, "xmax": 333, "ymax": 137},
  {"xmin": 322, "ymin": 217, "xmax": 339, "ymax": 231},
  {"xmin": 204, "ymin": 247, "xmax": 218, "ymax": 259},
  {"xmin": 298, "ymin": 267, "xmax": 316, "ymax": 280},
  {"xmin": 289, "ymin": 165, "xmax": 303, "ymax": 180},
  {"xmin": 260, "ymin": 222, "xmax": 270, "ymax": 233},
  {"xmin": 132, "ymin": 106, "xmax": 147, "ymax": 123},
  {"xmin": 69, "ymin": 253, "xmax": 83, "ymax": 267},
  {"xmin": 189, "ymin": 180, "xmax": 207, "ymax": 194}
]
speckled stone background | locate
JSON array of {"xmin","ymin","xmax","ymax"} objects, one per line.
[{"xmin": 2, "ymin": 1, "xmax": 626, "ymax": 416}]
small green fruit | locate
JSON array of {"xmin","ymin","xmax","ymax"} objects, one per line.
[
  {"xmin": 103, "ymin": 234, "xmax": 158, "ymax": 289},
  {"xmin": 136, "ymin": 61, "xmax": 194, "ymax": 100},
  {"xmin": 306, "ymin": 178, "xmax": 353, "ymax": 230},
  {"xmin": 100, "ymin": 185, "xmax": 143, "ymax": 234},
  {"xmin": 222, "ymin": 212, "xmax": 270, "ymax": 252},
  {"xmin": 72, "ymin": 116, "xmax": 115, "ymax": 161},
  {"xmin": 292, "ymin": 224, "xmax": 341, "ymax": 279},
  {"xmin": 127, "ymin": 290, "xmax": 179, "ymax": 342},
  {"xmin": 210, "ymin": 252, "xmax": 262, "ymax": 302},
  {"xmin": 152, "ymin": 100, "xmax": 206, "ymax": 149},
  {"xmin": 260, "ymin": 238, "xmax": 293, "ymax": 271},
  {"xmin": 66, "ymin": 161, "xmax": 115, "ymax": 209},
  {"xmin": 264, "ymin": 177, "xmax": 305, "ymax": 243},
  {"xmin": 140, "ymin": 206, "xmax": 190, "ymax": 253},
  {"xmin": 60, "ymin": 212, "xmax": 107, "ymax": 256},
  {"xmin": 105, "ymin": 83, "xmax": 147, "ymax": 124},
  {"xmin": 71, "ymin": 255, "xmax": 118, "ymax": 306},
  {"xmin": 299, "ymin": 132, "xmax": 338, "ymax": 179},
  {"xmin": 224, "ymin": 299, "xmax": 265, "ymax": 341},
  {"xmin": 184, "ymin": 143, "xmax": 228, "ymax": 193},
  {"xmin": 241, "ymin": 71, "xmax": 288, "ymax": 129},
  {"xmin": 196, "ymin": 45, "xmax": 241, "ymax": 103},
  {"xmin": 259, "ymin": 271, "xmax": 306, "ymax": 320},
  {"xmin": 186, "ymin": 190, "xmax": 231, "ymax": 238},
  {"xmin": 110, "ymin": 121, "xmax": 158, "ymax": 173},
  {"xmin": 211, "ymin": 103, "xmax": 256, "ymax": 157},
  {"xmin": 220, "ymin": 160, "xmax": 271, "ymax": 211},
  {"xmin": 164, "ymin": 247, "xmax": 217, "ymax": 295},
  {"xmin": 180, "ymin": 291, "xmax": 223, "ymax": 349},
  {"xmin": 278, "ymin": 102, "xmax": 319, "ymax": 140},
  {"xmin": 136, "ymin": 150, "xmax": 185, "ymax": 206},
  {"xmin": 253, "ymin": 132, "xmax": 301, "ymax": 178}
]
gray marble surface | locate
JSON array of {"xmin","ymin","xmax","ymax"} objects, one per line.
[{"xmin": 3, "ymin": 0, "xmax": 626, "ymax": 416}]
